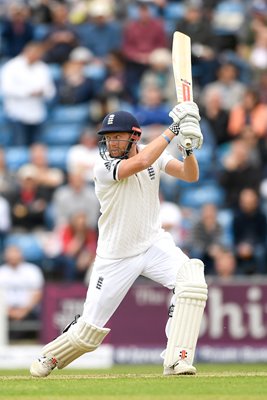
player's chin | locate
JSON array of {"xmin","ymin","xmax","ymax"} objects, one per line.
[{"xmin": 109, "ymin": 150, "xmax": 123, "ymax": 158}]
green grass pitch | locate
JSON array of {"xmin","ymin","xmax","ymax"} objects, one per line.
[{"xmin": 0, "ymin": 364, "xmax": 267, "ymax": 400}]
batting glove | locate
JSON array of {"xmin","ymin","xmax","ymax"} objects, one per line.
[
  {"xmin": 179, "ymin": 117, "xmax": 203, "ymax": 149},
  {"xmin": 169, "ymin": 101, "xmax": 200, "ymax": 124}
]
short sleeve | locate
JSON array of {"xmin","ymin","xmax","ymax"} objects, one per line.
[
  {"xmin": 157, "ymin": 149, "xmax": 174, "ymax": 172},
  {"xmin": 94, "ymin": 159, "xmax": 122, "ymax": 184}
]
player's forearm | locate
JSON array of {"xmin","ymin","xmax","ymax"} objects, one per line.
[
  {"xmin": 135, "ymin": 129, "xmax": 175, "ymax": 168},
  {"xmin": 182, "ymin": 154, "xmax": 199, "ymax": 182}
]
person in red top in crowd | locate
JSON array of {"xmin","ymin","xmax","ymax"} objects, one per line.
[
  {"xmin": 58, "ymin": 211, "xmax": 97, "ymax": 282},
  {"xmin": 122, "ymin": 0, "xmax": 168, "ymax": 102}
]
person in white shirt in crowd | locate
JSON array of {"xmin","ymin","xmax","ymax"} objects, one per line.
[
  {"xmin": 66, "ymin": 128, "xmax": 99, "ymax": 186},
  {"xmin": 159, "ymin": 192, "xmax": 183, "ymax": 247},
  {"xmin": 0, "ymin": 41, "xmax": 56, "ymax": 146},
  {"xmin": 0, "ymin": 245, "xmax": 44, "ymax": 339},
  {"xmin": 52, "ymin": 169, "xmax": 100, "ymax": 230}
]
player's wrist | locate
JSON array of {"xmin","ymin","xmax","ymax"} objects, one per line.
[
  {"xmin": 180, "ymin": 147, "xmax": 194, "ymax": 160},
  {"xmin": 185, "ymin": 148, "xmax": 193, "ymax": 157},
  {"xmin": 161, "ymin": 133, "xmax": 171, "ymax": 144}
]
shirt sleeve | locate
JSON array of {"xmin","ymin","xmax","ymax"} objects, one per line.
[
  {"xmin": 157, "ymin": 149, "xmax": 175, "ymax": 172},
  {"xmin": 94, "ymin": 159, "xmax": 122, "ymax": 184}
]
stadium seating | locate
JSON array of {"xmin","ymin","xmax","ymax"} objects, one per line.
[
  {"xmin": 48, "ymin": 104, "xmax": 89, "ymax": 124},
  {"xmin": 4, "ymin": 233, "xmax": 44, "ymax": 265},
  {"xmin": 37, "ymin": 123, "xmax": 83, "ymax": 146},
  {"xmin": 179, "ymin": 183, "xmax": 225, "ymax": 209},
  {"xmin": 47, "ymin": 145, "xmax": 69, "ymax": 171},
  {"xmin": 5, "ymin": 147, "xmax": 29, "ymax": 171}
]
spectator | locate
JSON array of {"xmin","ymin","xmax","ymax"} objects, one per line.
[
  {"xmin": 1, "ymin": 3, "xmax": 34, "ymax": 58},
  {"xmin": 100, "ymin": 50, "xmax": 128, "ymax": 103},
  {"xmin": 227, "ymin": 87, "xmax": 267, "ymax": 138},
  {"xmin": 140, "ymin": 47, "xmax": 176, "ymax": 106},
  {"xmin": 0, "ymin": 245, "xmax": 44, "ymax": 339},
  {"xmin": 212, "ymin": 246, "xmax": 237, "ymax": 279},
  {"xmin": 232, "ymin": 188, "xmax": 267, "ymax": 275},
  {"xmin": 66, "ymin": 128, "xmax": 99, "ymax": 185},
  {"xmin": 219, "ymin": 138, "xmax": 262, "ymax": 208},
  {"xmin": 159, "ymin": 196, "xmax": 183, "ymax": 247},
  {"xmin": 200, "ymin": 86, "xmax": 231, "ymax": 145},
  {"xmin": 189, "ymin": 203, "xmax": 225, "ymax": 274},
  {"xmin": 122, "ymin": 0, "xmax": 168, "ymax": 102},
  {"xmin": 43, "ymin": 3, "xmax": 79, "ymax": 64},
  {"xmin": 52, "ymin": 170, "xmax": 100, "ymax": 229},
  {"xmin": 202, "ymin": 62, "xmax": 246, "ymax": 112},
  {"xmin": 256, "ymin": 69, "xmax": 267, "ymax": 103},
  {"xmin": 28, "ymin": 143, "xmax": 64, "ymax": 200},
  {"xmin": 176, "ymin": 0, "xmax": 218, "ymax": 86},
  {"xmin": 0, "ymin": 41, "xmax": 56, "ymax": 146},
  {"xmin": 0, "ymin": 147, "xmax": 17, "ymax": 199},
  {"xmin": 56, "ymin": 58, "xmax": 95, "ymax": 105},
  {"xmin": 30, "ymin": 0, "xmax": 53, "ymax": 25},
  {"xmin": 243, "ymin": 1, "xmax": 267, "ymax": 71},
  {"xmin": 56, "ymin": 211, "xmax": 97, "ymax": 282},
  {"xmin": 133, "ymin": 85, "xmax": 171, "ymax": 126},
  {"xmin": 6, "ymin": 164, "xmax": 51, "ymax": 231},
  {"xmin": 77, "ymin": 1, "xmax": 122, "ymax": 59}
]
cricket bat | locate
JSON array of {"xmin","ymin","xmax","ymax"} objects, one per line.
[{"xmin": 172, "ymin": 31, "xmax": 193, "ymax": 148}]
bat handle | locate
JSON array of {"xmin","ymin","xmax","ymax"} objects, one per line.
[{"xmin": 184, "ymin": 138, "xmax": 192, "ymax": 148}]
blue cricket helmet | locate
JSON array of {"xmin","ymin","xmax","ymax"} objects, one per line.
[
  {"xmin": 97, "ymin": 111, "xmax": 141, "ymax": 135},
  {"xmin": 97, "ymin": 111, "xmax": 142, "ymax": 161}
]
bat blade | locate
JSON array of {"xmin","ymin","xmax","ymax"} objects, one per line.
[
  {"xmin": 172, "ymin": 31, "xmax": 193, "ymax": 148},
  {"xmin": 172, "ymin": 31, "xmax": 193, "ymax": 103}
]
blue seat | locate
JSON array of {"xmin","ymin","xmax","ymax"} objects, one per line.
[
  {"xmin": 212, "ymin": 0, "xmax": 245, "ymax": 35},
  {"xmin": 218, "ymin": 208, "xmax": 234, "ymax": 247},
  {"xmin": 48, "ymin": 64, "xmax": 62, "ymax": 81},
  {"xmin": 33, "ymin": 23, "xmax": 50, "ymax": 40},
  {"xmin": 47, "ymin": 146, "xmax": 69, "ymax": 170},
  {"xmin": 179, "ymin": 184, "xmax": 225, "ymax": 209},
  {"xmin": 38, "ymin": 123, "xmax": 83, "ymax": 146},
  {"xmin": 49, "ymin": 104, "xmax": 89, "ymax": 124},
  {"xmin": 4, "ymin": 233, "xmax": 44, "ymax": 264},
  {"xmin": 5, "ymin": 147, "xmax": 29, "ymax": 171},
  {"xmin": 0, "ymin": 123, "xmax": 11, "ymax": 146},
  {"xmin": 164, "ymin": 2, "xmax": 185, "ymax": 34}
]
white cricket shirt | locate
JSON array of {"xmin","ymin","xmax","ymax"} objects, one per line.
[{"xmin": 94, "ymin": 145, "xmax": 174, "ymax": 258}]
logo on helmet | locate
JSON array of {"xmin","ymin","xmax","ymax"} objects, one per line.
[{"xmin": 107, "ymin": 114, "xmax": 115, "ymax": 125}]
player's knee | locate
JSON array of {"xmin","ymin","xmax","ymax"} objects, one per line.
[{"xmin": 175, "ymin": 258, "xmax": 208, "ymax": 301}]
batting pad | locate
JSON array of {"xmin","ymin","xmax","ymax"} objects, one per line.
[
  {"xmin": 42, "ymin": 318, "xmax": 110, "ymax": 369},
  {"xmin": 164, "ymin": 259, "xmax": 208, "ymax": 368}
]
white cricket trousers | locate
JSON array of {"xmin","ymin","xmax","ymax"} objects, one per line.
[{"xmin": 82, "ymin": 232, "xmax": 189, "ymax": 328}]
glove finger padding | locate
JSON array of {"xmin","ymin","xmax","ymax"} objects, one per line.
[
  {"xmin": 179, "ymin": 116, "xmax": 203, "ymax": 149},
  {"xmin": 177, "ymin": 134, "xmax": 199, "ymax": 151},
  {"xmin": 169, "ymin": 101, "xmax": 200, "ymax": 124}
]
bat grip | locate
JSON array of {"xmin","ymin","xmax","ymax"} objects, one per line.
[{"xmin": 184, "ymin": 138, "xmax": 192, "ymax": 148}]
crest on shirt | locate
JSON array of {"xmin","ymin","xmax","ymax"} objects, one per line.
[
  {"xmin": 147, "ymin": 166, "xmax": 155, "ymax": 180},
  {"xmin": 104, "ymin": 161, "xmax": 112, "ymax": 171}
]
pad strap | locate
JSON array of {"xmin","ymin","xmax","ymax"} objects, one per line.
[{"xmin": 42, "ymin": 319, "xmax": 110, "ymax": 369}]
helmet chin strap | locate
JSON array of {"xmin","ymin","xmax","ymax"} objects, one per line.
[{"xmin": 123, "ymin": 129, "xmax": 142, "ymax": 158}]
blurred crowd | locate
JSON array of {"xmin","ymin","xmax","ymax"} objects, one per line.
[{"xmin": 1, "ymin": 0, "xmax": 267, "ymax": 337}]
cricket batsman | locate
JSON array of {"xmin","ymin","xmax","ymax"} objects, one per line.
[{"xmin": 30, "ymin": 101, "xmax": 208, "ymax": 377}]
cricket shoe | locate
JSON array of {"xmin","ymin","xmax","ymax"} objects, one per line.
[
  {"xmin": 30, "ymin": 353, "xmax": 58, "ymax": 377},
  {"xmin": 163, "ymin": 361, "xmax": 196, "ymax": 376}
]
